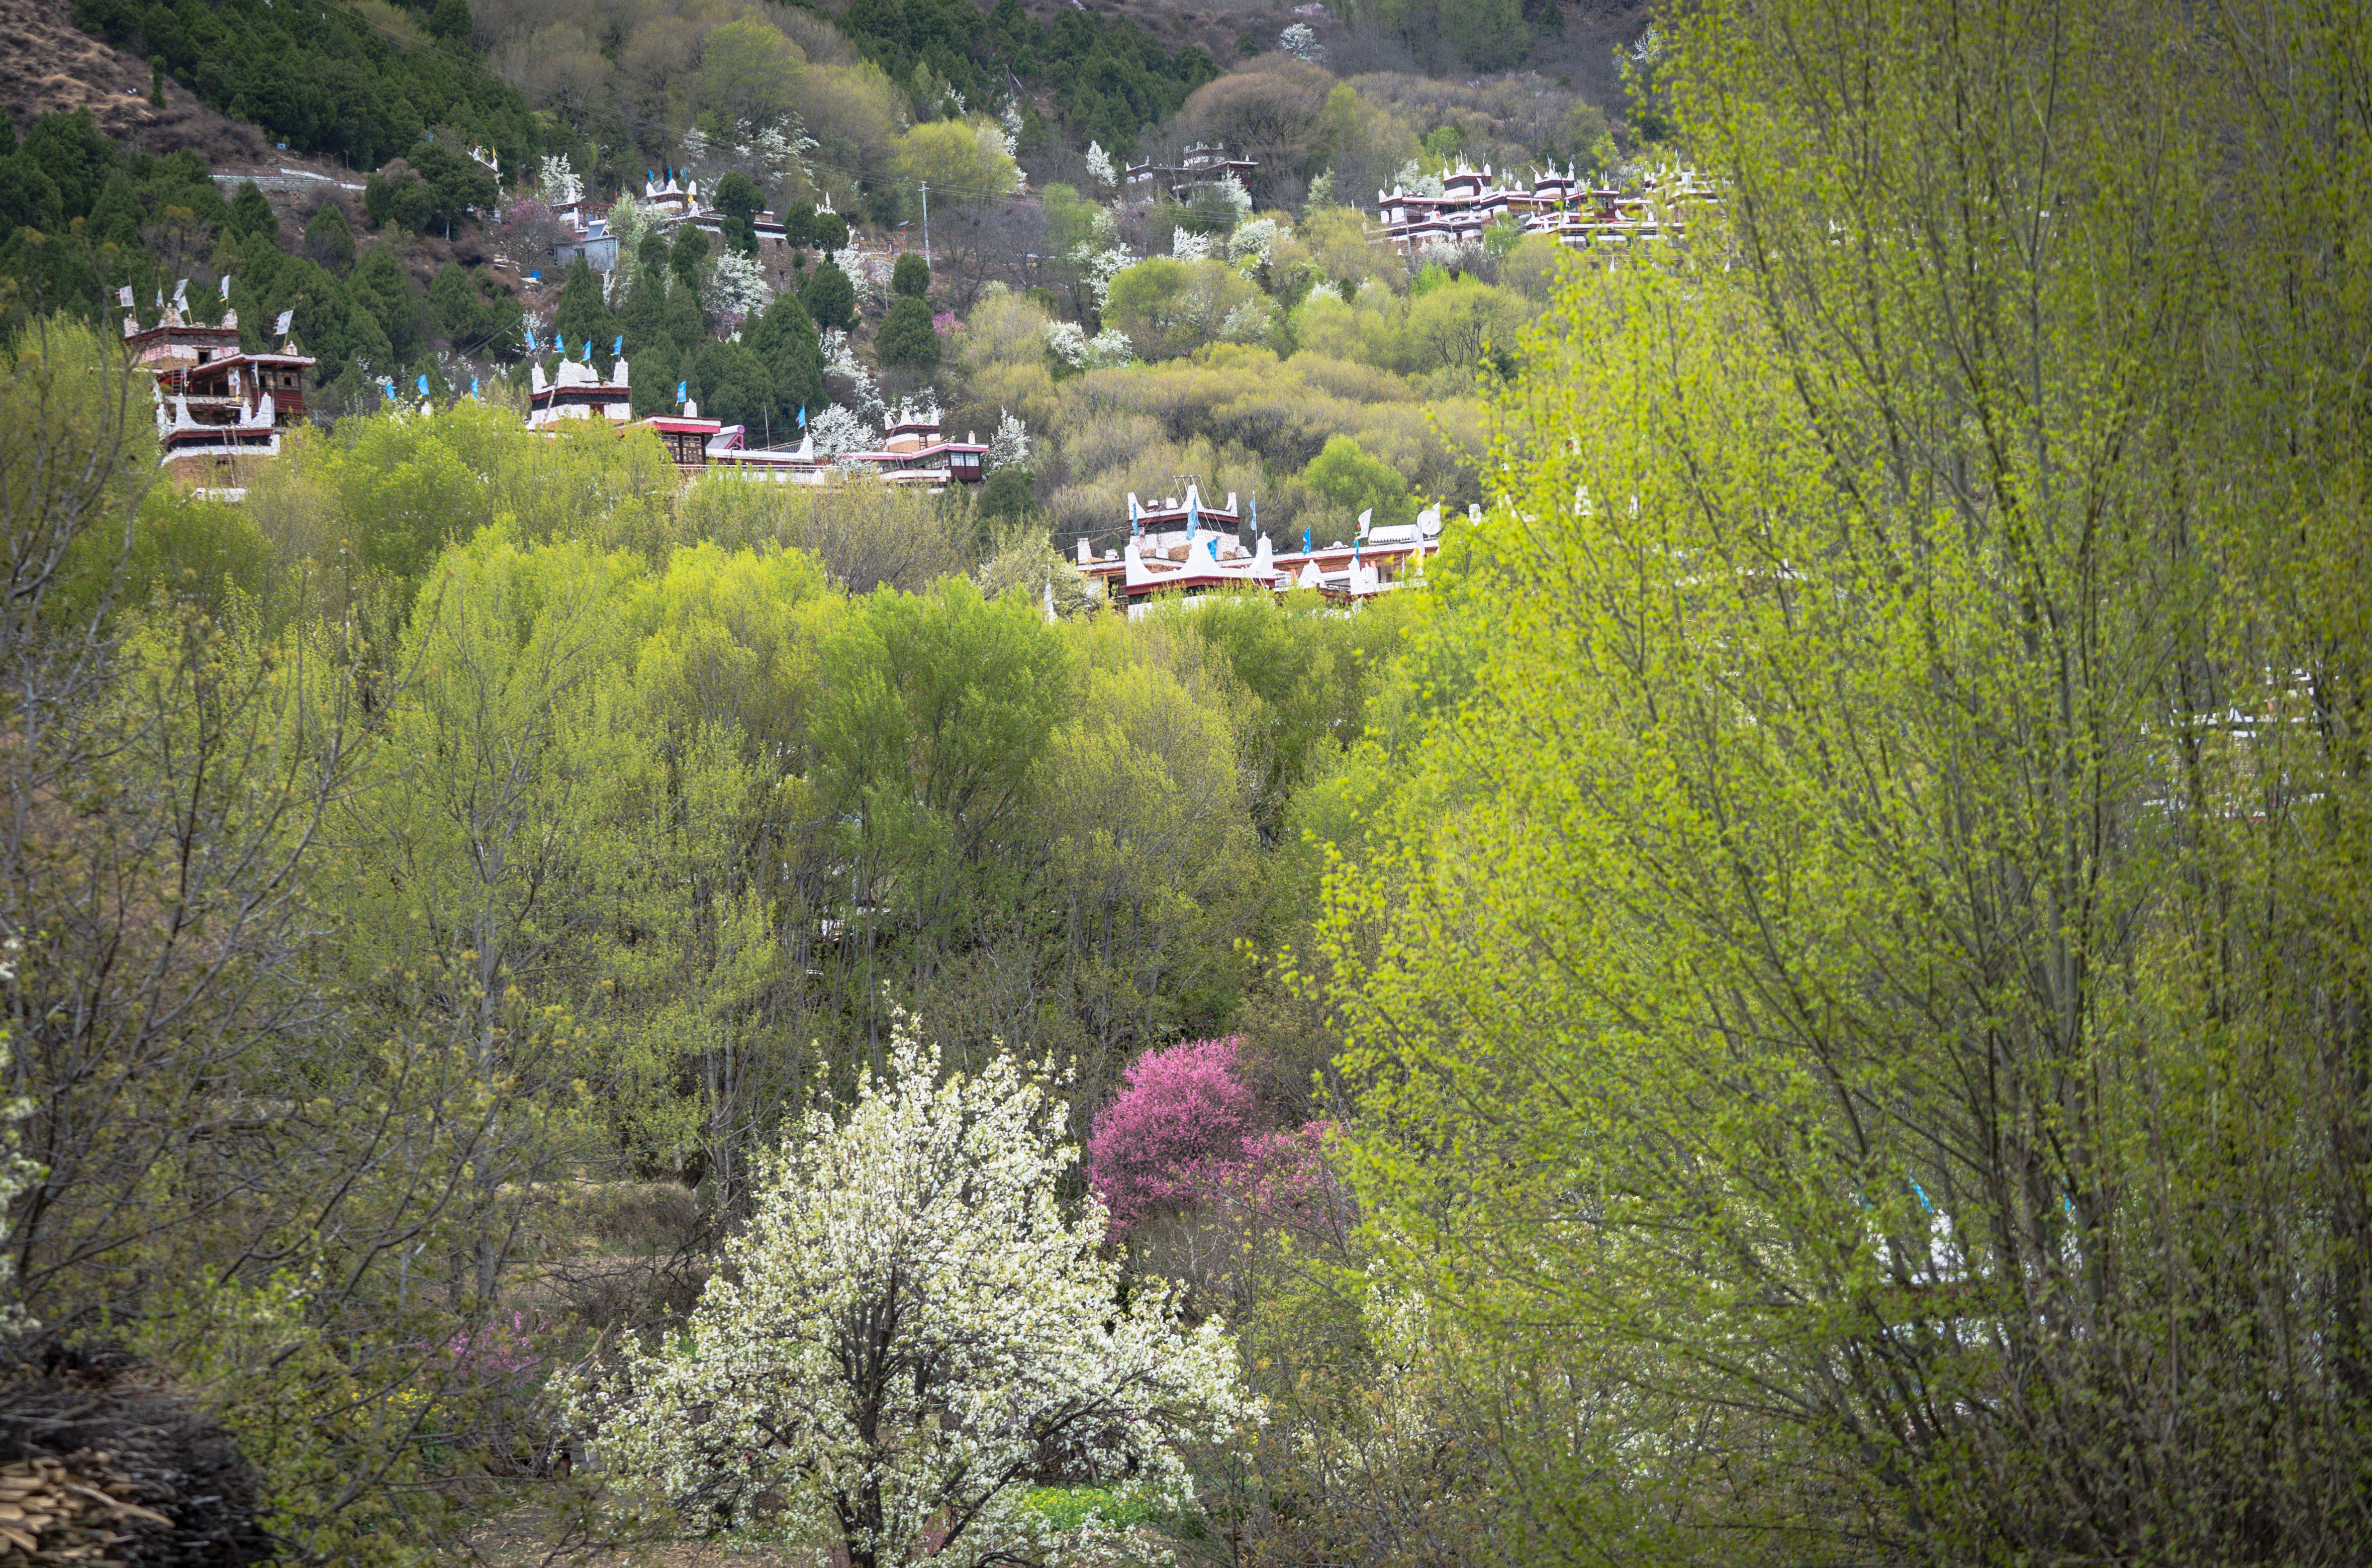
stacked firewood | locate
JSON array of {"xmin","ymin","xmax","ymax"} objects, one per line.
[
  {"xmin": 0, "ymin": 1451, "xmax": 171, "ymax": 1560},
  {"xmin": 0, "ymin": 1345, "xmax": 273, "ymax": 1566}
]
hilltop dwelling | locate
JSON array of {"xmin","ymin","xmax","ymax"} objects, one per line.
[
  {"xmin": 525, "ymin": 366, "xmax": 985, "ymax": 489},
  {"xmin": 1122, "ymin": 143, "xmax": 1258, "ymax": 203},
  {"xmin": 1377, "ymin": 162, "xmax": 1714, "ymax": 253},
  {"xmin": 125, "ymin": 293, "xmax": 315, "ymax": 493},
  {"xmin": 556, "ymin": 172, "xmax": 817, "ymax": 269},
  {"xmin": 1075, "ymin": 483, "xmax": 1454, "ymax": 617}
]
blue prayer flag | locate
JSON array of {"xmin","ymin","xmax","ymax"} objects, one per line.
[
  {"xmin": 417, "ymin": 373, "xmax": 429, "ymax": 396},
  {"xmin": 797, "ymin": 407, "xmax": 807, "ymax": 429}
]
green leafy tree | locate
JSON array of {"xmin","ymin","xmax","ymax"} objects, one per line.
[
  {"xmin": 1300, "ymin": 434, "xmax": 1410, "ymax": 529},
  {"xmin": 427, "ymin": 0, "xmax": 471, "ymax": 46},
  {"xmin": 19, "ymin": 110, "xmax": 113, "ymax": 220},
  {"xmin": 692, "ymin": 336, "xmax": 772, "ymax": 427},
  {"xmin": 891, "ymin": 250, "xmax": 930, "ymax": 299},
  {"xmin": 348, "ymin": 244, "xmax": 426, "ymax": 365},
  {"xmin": 1325, "ymin": 3, "xmax": 2372, "ymax": 1563},
  {"xmin": 670, "ymin": 223, "xmax": 709, "ymax": 291},
  {"xmin": 974, "ymin": 465, "xmax": 1034, "ymax": 526}
]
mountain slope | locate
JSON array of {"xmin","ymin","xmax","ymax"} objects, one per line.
[{"xmin": 0, "ymin": 0, "xmax": 267, "ymax": 160}]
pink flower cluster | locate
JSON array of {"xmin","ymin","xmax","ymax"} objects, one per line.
[
  {"xmin": 932, "ymin": 311, "xmax": 961, "ymax": 335},
  {"xmin": 1088, "ymin": 1036, "xmax": 1257, "ymax": 1236},
  {"xmin": 435, "ymin": 1311, "xmax": 547, "ymax": 1384},
  {"xmin": 1088, "ymin": 1037, "xmax": 1346, "ymax": 1241}
]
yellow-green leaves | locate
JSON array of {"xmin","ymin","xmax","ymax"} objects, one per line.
[{"xmin": 1319, "ymin": 2, "xmax": 2372, "ymax": 1561}]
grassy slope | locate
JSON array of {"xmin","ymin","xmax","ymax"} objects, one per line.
[{"xmin": 0, "ymin": 0, "xmax": 270, "ymax": 159}]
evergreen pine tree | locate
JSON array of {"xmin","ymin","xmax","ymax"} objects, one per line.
[
  {"xmin": 552, "ymin": 256, "xmax": 616, "ymax": 373},
  {"xmin": 227, "ymin": 181, "xmax": 276, "ymax": 243},
  {"xmin": 876, "ymin": 295, "xmax": 940, "ymax": 372},
  {"xmin": 800, "ymin": 260, "xmax": 856, "ymax": 331},
  {"xmin": 744, "ymin": 288, "xmax": 826, "ymax": 436}
]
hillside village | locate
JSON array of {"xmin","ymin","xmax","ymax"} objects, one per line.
[{"xmin": 4, "ymin": 4, "xmax": 2369, "ymax": 1567}]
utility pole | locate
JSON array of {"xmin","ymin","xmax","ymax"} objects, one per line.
[{"xmin": 921, "ymin": 181, "xmax": 931, "ymax": 266}]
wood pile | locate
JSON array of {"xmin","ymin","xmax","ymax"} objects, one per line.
[
  {"xmin": 0, "ymin": 1452, "xmax": 171, "ymax": 1560},
  {"xmin": 0, "ymin": 1344, "xmax": 273, "ymax": 1566}
]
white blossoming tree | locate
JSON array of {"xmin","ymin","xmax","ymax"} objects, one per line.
[
  {"xmin": 702, "ymin": 249, "xmax": 773, "ymax": 320},
  {"xmin": 821, "ymin": 329, "xmax": 889, "ymax": 417},
  {"xmin": 1211, "ymin": 172, "xmax": 1253, "ymax": 227},
  {"xmin": 537, "ymin": 153, "xmax": 583, "ymax": 208},
  {"xmin": 1279, "ymin": 22, "xmax": 1324, "ymax": 62},
  {"xmin": 574, "ymin": 1031, "xmax": 1256, "ymax": 1563},
  {"xmin": 986, "ymin": 409, "xmax": 1030, "ymax": 471},
  {"xmin": 1043, "ymin": 322, "xmax": 1134, "ymax": 369},
  {"xmin": 1228, "ymin": 216, "xmax": 1282, "ymax": 268},
  {"xmin": 808, "ymin": 402, "xmax": 877, "ymax": 457},
  {"xmin": 1084, "ymin": 141, "xmax": 1118, "ymax": 191}
]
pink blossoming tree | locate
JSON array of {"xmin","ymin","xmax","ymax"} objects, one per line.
[{"xmin": 1087, "ymin": 1036, "xmax": 1257, "ymax": 1236}]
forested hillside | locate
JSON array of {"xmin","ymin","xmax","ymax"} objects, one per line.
[{"xmin": 5, "ymin": 1, "xmax": 2370, "ymax": 1566}]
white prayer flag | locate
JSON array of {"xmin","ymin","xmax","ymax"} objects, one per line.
[
  {"xmin": 274, "ymin": 309, "xmax": 294, "ymax": 337},
  {"xmin": 219, "ymin": 275, "xmax": 231, "ymax": 300},
  {"xmin": 116, "ymin": 285, "xmax": 133, "ymax": 309}
]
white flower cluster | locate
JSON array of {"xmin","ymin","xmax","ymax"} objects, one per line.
[
  {"xmin": 986, "ymin": 409, "xmax": 1030, "ymax": 471},
  {"xmin": 735, "ymin": 120, "xmax": 819, "ymax": 188},
  {"xmin": 1073, "ymin": 245, "xmax": 1136, "ymax": 310},
  {"xmin": 0, "ymin": 944, "xmax": 35, "ymax": 1335},
  {"xmin": 567, "ymin": 1027, "xmax": 1258, "ymax": 1557},
  {"xmin": 1391, "ymin": 159, "xmax": 1446, "ymax": 198},
  {"xmin": 1229, "ymin": 216, "xmax": 1282, "ymax": 268},
  {"xmin": 703, "ymin": 250, "xmax": 773, "ymax": 321},
  {"xmin": 976, "ymin": 114, "xmax": 1017, "ymax": 165},
  {"xmin": 1172, "ymin": 227, "xmax": 1214, "ymax": 262},
  {"xmin": 1219, "ymin": 300, "xmax": 1273, "ymax": 343},
  {"xmin": 1084, "ymin": 140, "xmax": 1117, "ymax": 191},
  {"xmin": 1042, "ymin": 321, "xmax": 1133, "ymax": 369},
  {"xmin": 536, "ymin": 153, "xmax": 582, "ymax": 208},
  {"xmin": 1279, "ymin": 21, "xmax": 1325, "ymax": 62},
  {"xmin": 681, "ymin": 126, "xmax": 710, "ymax": 164},
  {"xmin": 828, "ymin": 244, "xmax": 891, "ymax": 313},
  {"xmin": 807, "ymin": 403, "xmax": 876, "ymax": 458},
  {"xmin": 1211, "ymin": 172, "xmax": 1253, "ymax": 226},
  {"xmin": 821, "ymin": 329, "xmax": 888, "ymax": 416},
  {"xmin": 1414, "ymin": 237, "xmax": 1485, "ymax": 276}
]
